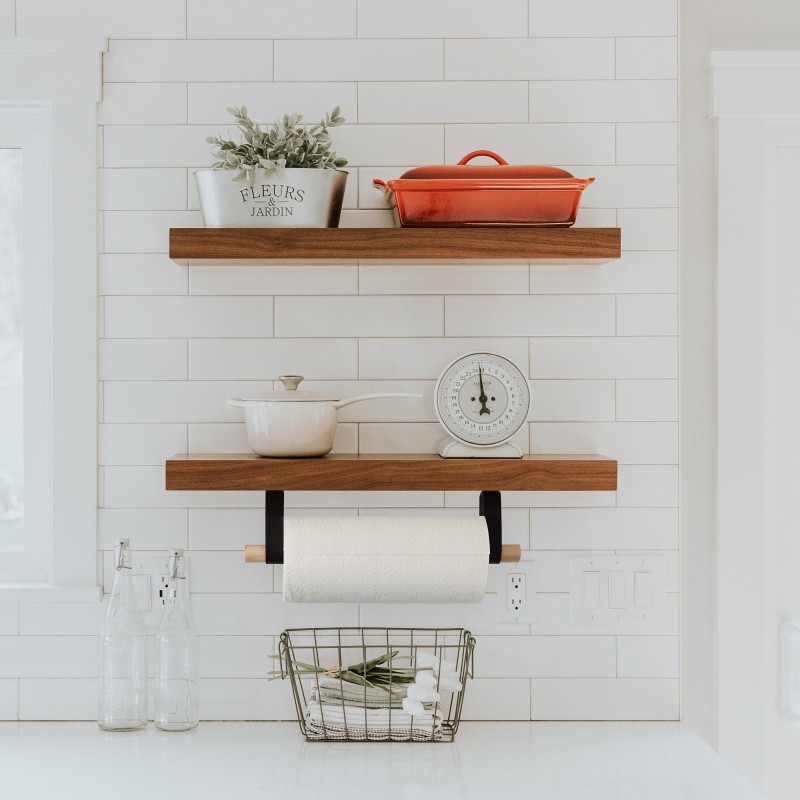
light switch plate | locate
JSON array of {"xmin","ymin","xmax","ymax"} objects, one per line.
[
  {"xmin": 569, "ymin": 553, "xmax": 666, "ymax": 625},
  {"xmin": 104, "ymin": 554, "xmax": 171, "ymax": 628}
]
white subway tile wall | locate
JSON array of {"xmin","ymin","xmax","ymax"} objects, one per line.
[
  {"xmin": 0, "ymin": 1, "xmax": 14, "ymax": 38},
  {"xmin": 5, "ymin": 0, "xmax": 678, "ymax": 722}
]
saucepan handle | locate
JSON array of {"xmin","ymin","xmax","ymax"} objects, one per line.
[{"xmin": 334, "ymin": 392, "xmax": 422, "ymax": 410}]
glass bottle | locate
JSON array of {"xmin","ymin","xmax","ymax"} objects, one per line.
[
  {"xmin": 98, "ymin": 538, "xmax": 148, "ymax": 731},
  {"xmin": 155, "ymin": 549, "xmax": 199, "ymax": 731}
]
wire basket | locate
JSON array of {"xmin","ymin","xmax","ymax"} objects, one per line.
[{"xmin": 277, "ymin": 627, "xmax": 476, "ymax": 742}]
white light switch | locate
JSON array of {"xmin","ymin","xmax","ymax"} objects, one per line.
[
  {"xmin": 781, "ymin": 621, "xmax": 800, "ymax": 721},
  {"xmin": 635, "ymin": 571, "xmax": 654, "ymax": 607},
  {"xmin": 609, "ymin": 571, "xmax": 629, "ymax": 608},
  {"xmin": 583, "ymin": 571, "xmax": 602, "ymax": 610},
  {"xmin": 569, "ymin": 554, "xmax": 667, "ymax": 626}
]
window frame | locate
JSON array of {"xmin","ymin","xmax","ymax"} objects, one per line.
[
  {"xmin": 0, "ymin": 109, "xmax": 51, "ymax": 581},
  {"xmin": 0, "ymin": 37, "xmax": 106, "ymax": 600}
]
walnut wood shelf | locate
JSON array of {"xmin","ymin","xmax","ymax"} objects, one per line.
[
  {"xmin": 165, "ymin": 453, "xmax": 618, "ymax": 493},
  {"xmin": 169, "ymin": 227, "xmax": 621, "ymax": 264}
]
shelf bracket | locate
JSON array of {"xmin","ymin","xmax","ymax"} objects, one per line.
[
  {"xmin": 264, "ymin": 490, "xmax": 284, "ymax": 565},
  {"xmin": 248, "ymin": 489, "xmax": 518, "ymax": 565},
  {"xmin": 479, "ymin": 490, "xmax": 502, "ymax": 564}
]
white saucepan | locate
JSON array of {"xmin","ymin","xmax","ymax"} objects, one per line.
[{"xmin": 228, "ymin": 375, "xmax": 422, "ymax": 457}]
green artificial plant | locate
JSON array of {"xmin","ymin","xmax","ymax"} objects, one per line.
[{"xmin": 206, "ymin": 105, "xmax": 347, "ymax": 182}]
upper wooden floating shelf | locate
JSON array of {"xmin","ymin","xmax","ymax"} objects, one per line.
[
  {"xmin": 169, "ymin": 227, "xmax": 621, "ymax": 264},
  {"xmin": 165, "ymin": 453, "xmax": 618, "ymax": 493}
]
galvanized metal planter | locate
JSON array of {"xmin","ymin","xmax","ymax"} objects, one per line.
[{"xmin": 195, "ymin": 168, "xmax": 348, "ymax": 228}]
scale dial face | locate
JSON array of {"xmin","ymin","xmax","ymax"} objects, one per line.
[{"xmin": 435, "ymin": 353, "xmax": 530, "ymax": 447}]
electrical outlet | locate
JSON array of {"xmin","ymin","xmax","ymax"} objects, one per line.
[
  {"xmin": 497, "ymin": 562, "xmax": 536, "ymax": 624},
  {"xmin": 158, "ymin": 575, "xmax": 174, "ymax": 606},
  {"xmin": 508, "ymin": 573, "xmax": 526, "ymax": 613}
]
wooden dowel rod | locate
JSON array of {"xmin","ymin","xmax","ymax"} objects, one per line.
[
  {"xmin": 244, "ymin": 543, "xmax": 521, "ymax": 564},
  {"xmin": 500, "ymin": 544, "xmax": 521, "ymax": 563},
  {"xmin": 245, "ymin": 545, "xmax": 266, "ymax": 563}
]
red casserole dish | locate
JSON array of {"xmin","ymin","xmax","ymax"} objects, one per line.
[{"xmin": 373, "ymin": 150, "xmax": 594, "ymax": 227}]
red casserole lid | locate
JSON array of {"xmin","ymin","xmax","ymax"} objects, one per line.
[
  {"xmin": 399, "ymin": 150, "xmax": 575, "ymax": 180},
  {"xmin": 372, "ymin": 150, "xmax": 594, "ymax": 227}
]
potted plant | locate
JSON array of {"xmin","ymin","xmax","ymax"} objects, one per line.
[{"xmin": 195, "ymin": 105, "xmax": 348, "ymax": 228}]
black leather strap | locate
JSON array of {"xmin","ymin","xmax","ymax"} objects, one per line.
[
  {"xmin": 479, "ymin": 490, "xmax": 502, "ymax": 564},
  {"xmin": 265, "ymin": 490, "xmax": 284, "ymax": 565}
]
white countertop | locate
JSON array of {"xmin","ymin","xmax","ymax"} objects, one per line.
[{"xmin": 0, "ymin": 721, "xmax": 762, "ymax": 800}]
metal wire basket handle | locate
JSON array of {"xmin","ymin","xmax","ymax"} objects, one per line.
[{"xmin": 278, "ymin": 631, "xmax": 291, "ymax": 679}]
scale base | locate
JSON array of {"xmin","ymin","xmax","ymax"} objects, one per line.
[{"xmin": 438, "ymin": 439, "xmax": 523, "ymax": 459}]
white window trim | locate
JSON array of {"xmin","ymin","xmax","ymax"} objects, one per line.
[
  {"xmin": 710, "ymin": 51, "xmax": 800, "ymax": 791},
  {"xmin": 0, "ymin": 37, "xmax": 106, "ymax": 601},
  {"xmin": 0, "ymin": 109, "xmax": 51, "ymax": 581}
]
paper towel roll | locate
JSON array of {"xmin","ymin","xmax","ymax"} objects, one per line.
[{"xmin": 282, "ymin": 516, "xmax": 489, "ymax": 604}]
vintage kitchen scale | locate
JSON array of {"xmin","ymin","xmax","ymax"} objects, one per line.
[{"xmin": 435, "ymin": 352, "xmax": 530, "ymax": 458}]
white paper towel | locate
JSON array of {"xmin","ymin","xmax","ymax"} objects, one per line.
[{"xmin": 282, "ymin": 516, "xmax": 489, "ymax": 604}]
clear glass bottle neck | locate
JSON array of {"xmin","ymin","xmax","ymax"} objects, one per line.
[
  {"xmin": 169, "ymin": 574, "xmax": 188, "ymax": 606},
  {"xmin": 165, "ymin": 553, "xmax": 191, "ymax": 611},
  {"xmin": 110, "ymin": 542, "xmax": 135, "ymax": 598},
  {"xmin": 111, "ymin": 565, "xmax": 135, "ymax": 595}
]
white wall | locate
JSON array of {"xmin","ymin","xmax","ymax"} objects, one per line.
[
  {"xmin": 707, "ymin": 51, "xmax": 800, "ymax": 800},
  {"xmin": 0, "ymin": 0, "xmax": 679, "ymax": 721},
  {"xmin": 680, "ymin": 0, "xmax": 800, "ymax": 756}
]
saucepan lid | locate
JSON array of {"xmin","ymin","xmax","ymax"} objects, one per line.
[{"xmin": 230, "ymin": 376, "xmax": 340, "ymax": 403}]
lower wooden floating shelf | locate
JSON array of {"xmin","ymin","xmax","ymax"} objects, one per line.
[
  {"xmin": 165, "ymin": 453, "xmax": 618, "ymax": 493},
  {"xmin": 169, "ymin": 227, "xmax": 621, "ymax": 264}
]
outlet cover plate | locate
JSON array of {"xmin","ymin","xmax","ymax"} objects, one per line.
[
  {"xmin": 569, "ymin": 553, "xmax": 666, "ymax": 625},
  {"xmin": 104, "ymin": 555, "xmax": 171, "ymax": 628},
  {"xmin": 497, "ymin": 561, "xmax": 536, "ymax": 624}
]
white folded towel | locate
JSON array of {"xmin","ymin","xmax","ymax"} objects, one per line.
[
  {"xmin": 304, "ymin": 698, "xmax": 443, "ymax": 742},
  {"xmin": 312, "ymin": 677, "xmax": 406, "ymax": 708}
]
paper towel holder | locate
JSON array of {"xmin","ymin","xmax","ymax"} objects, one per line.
[{"xmin": 243, "ymin": 490, "xmax": 521, "ymax": 565}]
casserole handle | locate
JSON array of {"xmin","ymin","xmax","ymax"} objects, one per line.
[
  {"xmin": 457, "ymin": 150, "xmax": 509, "ymax": 166},
  {"xmin": 334, "ymin": 392, "xmax": 422, "ymax": 410}
]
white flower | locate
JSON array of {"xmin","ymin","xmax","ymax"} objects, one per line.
[
  {"xmin": 440, "ymin": 659, "xmax": 456, "ymax": 674},
  {"xmin": 402, "ymin": 698, "xmax": 430, "ymax": 717},
  {"xmin": 415, "ymin": 651, "xmax": 439, "ymax": 670},
  {"xmin": 407, "ymin": 684, "xmax": 441, "ymax": 703},
  {"xmin": 436, "ymin": 671, "xmax": 463, "ymax": 692},
  {"xmin": 414, "ymin": 671, "xmax": 437, "ymax": 688}
]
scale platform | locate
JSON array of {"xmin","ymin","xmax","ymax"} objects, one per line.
[{"xmin": 438, "ymin": 440, "xmax": 523, "ymax": 459}]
